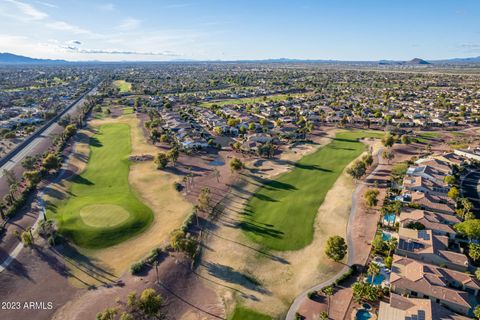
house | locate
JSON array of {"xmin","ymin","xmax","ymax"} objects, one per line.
[
  {"xmin": 436, "ymin": 153, "xmax": 465, "ymax": 166},
  {"xmin": 390, "ymin": 255, "xmax": 480, "ymax": 316},
  {"xmin": 415, "ymin": 158, "xmax": 453, "ymax": 175},
  {"xmin": 406, "ymin": 191, "xmax": 456, "ymax": 215},
  {"xmin": 378, "ymin": 293, "xmax": 470, "ymax": 320},
  {"xmin": 406, "ymin": 165, "xmax": 448, "ymax": 185},
  {"xmin": 402, "ymin": 176, "xmax": 450, "ymax": 196},
  {"xmin": 454, "ymin": 148, "xmax": 480, "ymax": 162},
  {"xmin": 399, "ymin": 209, "xmax": 460, "ymax": 239},
  {"xmin": 395, "ymin": 228, "xmax": 468, "ymax": 271}
]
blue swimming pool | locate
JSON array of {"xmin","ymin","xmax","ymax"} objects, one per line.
[
  {"xmin": 383, "ymin": 213, "xmax": 396, "ymax": 224},
  {"xmin": 366, "ymin": 274, "xmax": 385, "ymax": 286},
  {"xmin": 382, "ymin": 231, "xmax": 392, "ymax": 241},
  {"xmin": 356, "ymin": 309, "xmax": 372, "ymax": 320}
]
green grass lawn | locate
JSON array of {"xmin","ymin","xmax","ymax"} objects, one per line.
[
  {"xmin": 122, "ymin": 106, "xmax": 134, "ymax": 115},
  {"xmin": 243, "ymin": 130, "xmax": 383, "ymax": 251},
  {"xmin": 113, "ymin": 80, "xmax": 132, "ymax": 93},
  {"xmin": 229, "ymin": 306, "xmax": 272, "ymax": 320},
  {"xmin": 51, "ymin": 123, "xmax": 153, "ymax": 248},
  {"xmin": 415, "ymin": 131, "xmax": 440, "ymax": 143},
  {"xmin": 201, "ymin": 92, "xmax": 310, "ymax": 108}
]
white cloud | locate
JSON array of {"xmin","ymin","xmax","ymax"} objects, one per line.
[
  {"xmin": 97, "ymin": 3, "xmax": 115, "ymax": 11},
  {"xmin": 46, "ymin": 21, "xmax": 91, "ymax": 35},
  {"xmin": 35, "ymin": 1, "xmax": 58, "ymax": 8},
  {"xmin": 116, "ymin": 18, "xmax": 141, "ymax": 31},
  {"xmin": 5, "ymin": 0, "xmax": 48, "ymax": 20}
]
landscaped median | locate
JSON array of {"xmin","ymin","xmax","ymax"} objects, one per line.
[{"xmin": 243, "ymin": 130, "xmax": 384, "ymax": 251}]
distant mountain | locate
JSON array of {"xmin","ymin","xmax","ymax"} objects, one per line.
[
  {"xmin": 407, "ymin": 58, "xmax": 430, "ymax": 65},
  {"xmin": 0, "ymin": 52, "xmax": 67, "ymax": 64},
  {"xmin": 434, "ymin": 56, "xmax": 480, "ymax": 64},
  {"xmin": 2, "ymin": 51, "xmax": 480, "ymax": 65}
]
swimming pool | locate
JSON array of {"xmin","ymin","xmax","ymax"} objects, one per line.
[
  {"xmin": 382, "ymin": 231, "xmax": 392, "ymax": 241},
  {"xmin": 366, "ymin": 274, "xmax": 385, "ymax": 286},
  {"xmin": 383, "ymin": 213, "xmax": 396, "ymax": 224},
  {"xmin": 356, "ymin": 309, "xmax": 372, "ymax": 320}
]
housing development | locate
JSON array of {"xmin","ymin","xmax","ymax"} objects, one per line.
[
  {"xmin": 2, "ymin": 1, "xmax": 480, "ymax": 320},
  {"xmin": 0, "ymin": 60, "xmax": 480, "ymax": 320}
]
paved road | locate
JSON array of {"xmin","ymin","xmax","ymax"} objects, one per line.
[
  {"xmin": 461, "ymin": 169, "xmax": 480, "ymax": 214},
  {"xmin": 285, "ymin": 149, "xmax": 384, "ymax": 320},
  {"xmin": 0, "ymin": 85, "xmax": 98, "ymax": 196}
]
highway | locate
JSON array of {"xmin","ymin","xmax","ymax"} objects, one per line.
[{"xmin": 0, "ymin": 83, "xmax": 99, "ymax": 186}]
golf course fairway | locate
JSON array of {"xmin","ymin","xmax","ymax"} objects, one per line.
[
  {"xmin": 54, "ymin": 123, "xmax": 154, "ymax": 248},
  {"xmin": 243, "ymin": 130, "xmax": 383, "ymax": 251}
]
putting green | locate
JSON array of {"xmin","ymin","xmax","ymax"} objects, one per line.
[
  {"xmin": 243, "ymin": 130, "xmax": 383, "ymax": 251},
  {"xmin": 51, "ymin": 123, "xmax": 154, "ymax": 248},
  {"xmin": 79, "ymin": 204, "xmax": 130, "ymax": 228}
]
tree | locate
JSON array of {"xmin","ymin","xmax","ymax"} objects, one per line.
[
  {"xmin": 454, "ymin": 219, "xmax": 480, "ymax": 240},
  {"xmin": 476, "ymin": 268, "xmax": 480, "ymax": 281},
  {"xmin": 23, "ymin": 170, "xmax": 41, "ymax": 188},
  {"xmin": 170, "ymin": 229, "xmax": 197, "ymax": 258},
  {"xmin": 3, "ymin": 169, "xmax": 18, "ymax": 204},
  {"xmin": 475, "ymin": 305, "xmax": 480, "ymax": 320},
  {"xmin": 167, "ymin": 147, "xmax": 179, "ymax": 166},
  {"xmin": 96, "ymin": 307, "xmax": 118, "ymax": 320},
  {"xmin": 21, "ymin": 230, "xmax": 33, "ymax": 246},
  {"xmin": 470, "ymin": 243, "xmax": 480, "ymax": 262},
  {"xmin": 362, "ymin": 153, "xmax": 374, "ymax": 167},
  {"xmin": 382, "ymin": 149, "xmax": 394, "ymax": 164},
  {"xmin": 63, "ymin": 124, "xmax": 77, "ymax": 139},
  {"xmin": 119, "ymin": 313, "xmax": 134, "ymax": 320},
  {"xmin": 367, "ymin": 263, "xmax": 380, "ymax": 283},
  {"xmin": 197, "ymin": 187, "xmax": 211, "ymax": 212},
  {"xmin": 352, "ymin": 282, "xmax": 379, "ymax": 303},
  {"xmin": 21, "ymin": 155, "xmax": 39, "ymax": 170},
  {"xmin": 43, "ymin": 153, "xmax": 61, "ymax": 171},
  {"xmin": 125, "ymin": 288, "xmax": 167, "ymax": 320},
  {"xmin": 444, "ymin": 175, "xmax": 456, "ymax": 185},
  {"xmin": 324, "ymin": 235, "xmax": 347, "ymax": 262},
  {"xmin": 229, "ymin": 157, "xmax": 244, "ymax": 172},
  {"xmin": 154, "ymin": 152, "xmax": 169, "ymax": 169},
  {"xmin": 460, "ymin": 198, "xmax": 474, "ymax": 212},
  {"xmin": 321, "ymin": 285, "xmax": 334, "ymax": 316},
  {"xmin": 365, "ymin": 189, "xmax": 380, "ymax": 208},
  {"xmin": 372, "ymin": 234, "xmax": 385, "ymax": 253},
  {"xmin": 448, "ymin": 186, "xmax": 460, "ymax": 200},
  {"xmin": 347, "ymin": 160, "xmax": 366, "ymax": 180},
  {"xmin": 138, "ymin": 288, "xmax": 166, "ymax": 319},
  {"xmin": 401, "ymin": 135, "xmax": 411, "ymax": 144},
  {"xmin": 382, "ymin": 133, "xmax": 395, "ymax": 147}
]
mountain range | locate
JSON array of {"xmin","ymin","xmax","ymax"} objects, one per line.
[{"xmin": 1, "ymin": 52, "xmax": 480, "ymax": 65}]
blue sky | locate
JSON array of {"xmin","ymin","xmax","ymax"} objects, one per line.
[{"xmin": 0, "ymin": 0, "xmax": 479, "ymax": 61}]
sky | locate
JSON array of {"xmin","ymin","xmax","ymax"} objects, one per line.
[{"xmin": 0, "ymin": 0, "xmax": 479, "ymax": 62}]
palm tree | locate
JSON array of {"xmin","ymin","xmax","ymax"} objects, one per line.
[
  {"xmin": 367, "ymin": 263, "xmax": 380, "ymax": 284},
  {"xmin": 386, "ymin": 238, "xmax": 398, "ymax": 256},
  {"xmin": 321, "ymin": 286, "xmax": 334, "ymax": 316}
]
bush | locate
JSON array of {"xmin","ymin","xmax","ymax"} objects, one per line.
[
  {"xmin": 180, "ymin": 212, "xmax": 196, "ymax": 232},
  {"xmin": 130, "ymin": 248, "xmax": 164, "ymax": 275},
  {"xmin": 174, "ymin": 182, "xmax": 183, "ymax": 192},
  {"xmin": 130, "ymin": 262, "xmax": 144, "ymax": 275},
  {"xmin": 307, "ymin": 291, "xmax": 316, "ymax": 299}
]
